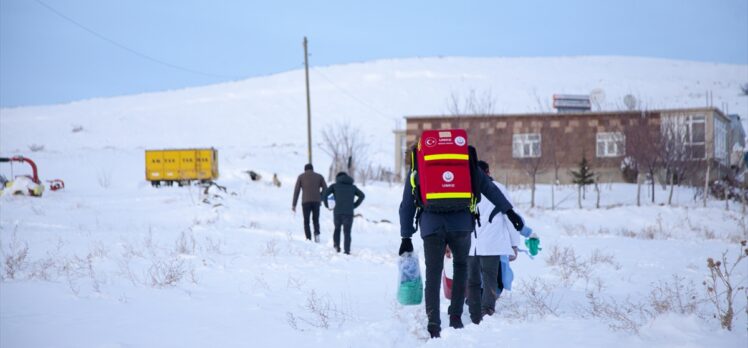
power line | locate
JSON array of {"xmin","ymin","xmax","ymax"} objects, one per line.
[
  {"xmin": 312, "ymin": 67, "xmax": 391, "ymax": 118},
  {"xmin": 33, "ymin": 0, "xmax": 242, "ymax": 79}
]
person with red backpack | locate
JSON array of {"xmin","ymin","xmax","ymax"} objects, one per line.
[{"xmin": 398, "ymin": 129, "xmax": 527, "ymax": 339}]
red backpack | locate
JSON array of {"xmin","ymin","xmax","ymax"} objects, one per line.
[{"xmin": 409, "ymin": 129, "xmax": 481, "ymax": 220}]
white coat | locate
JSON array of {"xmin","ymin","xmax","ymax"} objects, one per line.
[{"xmin": 469, "ymin": 181, "xmax": 521, "ymax": 256}]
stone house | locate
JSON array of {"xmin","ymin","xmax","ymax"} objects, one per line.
[{"xmin": 396, "ymin": 107, "xmax": 735, "ymax": 185}]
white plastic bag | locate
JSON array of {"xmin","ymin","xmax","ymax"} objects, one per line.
[{"xmin": 397, "ymin": 252, "xmax": 423, "ymax": 305}]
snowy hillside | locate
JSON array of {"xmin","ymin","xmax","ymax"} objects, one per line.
[
  {"xmin": 1, "ymin": 56, "xmax": 747, "ymax": 347},
  {"xmin": 1, "ymin": 56, "xmax": 747, "ymax": 166}
]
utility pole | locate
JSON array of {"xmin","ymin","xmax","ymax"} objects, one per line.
[{"xmin": 303, "ymin": 36, "xmax": 313, "ymax": 164}]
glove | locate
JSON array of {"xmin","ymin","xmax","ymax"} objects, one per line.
[
  {"xmin": 505, "ymin": 209, "xmax": 525, "ymax": 231},
  {"xmin": 399, "ymin": 238, "xmax": 414, "ymax": 256},
  {"xmin": 519, "ymin": 226, "xmax": 533, "ymax": 238}
]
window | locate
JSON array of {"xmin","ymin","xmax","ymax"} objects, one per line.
[
  {"xmin": 661, "ymin": 114, "xmax": 706, "ymax": 159},
  {"xmin": 686, "ymin": 115, "xmax": 706, "ymax": 159},
  {"xmin": 714, "ymin": 117, "xmax": 727, "ymax": 162},
  {"xmin": 512, "ymin": 133, "xmax": 541, "ymax": 158},
  {"xmin": 596, "ymin": 132, "xmax": 625, "ymax": 157}
]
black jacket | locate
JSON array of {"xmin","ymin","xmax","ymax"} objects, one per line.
[{"xmin": 322, "ymin": 173, "xmax": 365, "ymax": 215}]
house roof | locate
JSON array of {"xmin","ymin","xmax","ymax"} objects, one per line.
[{"xmin": 404, "ymin": 107, "xmax": 727, "ymax": 120}]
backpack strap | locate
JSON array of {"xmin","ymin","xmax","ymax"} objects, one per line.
[
  {"xmin": 409, "ymin": 145, "xmax": 423, "ymax": 232},
  {"xmin": 468, "ymin": 145, "xmax": 481, "ymax": 228}
]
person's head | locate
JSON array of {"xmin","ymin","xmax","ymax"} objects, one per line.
[
  {"xmin": 304, "ymin": 163, "xmax": 313, "ymax": 171},
  {"xmin": 477, "ymin": 160, "xmax": 490, "ymax": 175},
  {"xmin": 336, "ymin": 171, "xmax": 348, "ymax": 177}
]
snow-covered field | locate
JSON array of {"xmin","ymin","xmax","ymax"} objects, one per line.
[{"xmin": 1, "ymin": 56, "xmax": 747, "ymax": 347}]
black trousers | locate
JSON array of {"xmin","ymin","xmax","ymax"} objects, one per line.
[
  {"xmin": 333, "ymin": 214, "xmax": 353, "ymax": 253},
  {"xmin": 467, "ymin": 255, "xmax": 502, "ymax": 321},
  {"xmin": 301, "ymin": 202, "xmax": 321, "ymax": 240},
  {"xmin": 422, "ymin": 230, "xmax": 471, "ymax": 328}
]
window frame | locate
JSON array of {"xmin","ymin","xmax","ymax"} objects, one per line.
[
  {"xmin": 595, "ymin": 131, "xmax": 625, "ymax": 158},
  {"xmin": 512, "ymin": 133, "xmax": 542, "ymax": 158}
]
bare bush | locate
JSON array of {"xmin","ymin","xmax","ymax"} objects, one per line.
[
  {"xmin": 357, "ymin": 164, "xmax": 398, "ymax": 185},
  {"xmin": 649, "ymin": 274, "xmax": 703, "ymax": 316},
  {"xmin": 286, "ymin": 290, "xmax": 350, "ymax": 330},
  {"xmin": 287, "ymin": 275, "xmax": 306, "ymax": 290},
  {"xmin": 254, "ymin": 274, "xmax": 271, "ymax": 291},
  {"xmin": 520, "ymin": 277, "xmax": 561, "ymax": 317},
  {"xmin": 175, "ymin": 230, "xmax": 196, "ymax": 255},
  {"xmin": 28, "ymin": 144, "xmax": 45, "ymax": 152},
  {"xmin": 3, "ymin": 232, "xmax": 29, "ymax": 280},
  {"xmin": 497, "ymin": 277, "xmax": 561, "ymax": 320},
  {"xmin": 72, "ymin": 125, "xmax": 84, "ymax": 133},
  {"xmin": 262, "ymin": 240, "xmax": 279, "ymax": 257},
  {"xmin": 60, "ymin": 252, "xmax": 103, "ymax": 295},
  {"xmin": 589, "ymin": 249, "xmax": 622, "ymax": 270},
  {"xmin": 29, "ymin": 257, "xmax": 57, "ymax": 281},
  {"xmin": 202, "ymin": 236, "xmax": 224, "ymax": 255},
  {"xmin": 545, "ymin": 246, "xmax": 592, "ymax": 285},
  {"xmin": 97, "ymin": 170, "xmax": 112, "ymax": 189},
  {"xmin": 148, "ymin": 257, "xmax": 187, "ymax": 288},
  {"xmin": 581, "ymin": 291, "xmax": 651, "ymax": 333},
  {"xmin": 703, "ymin": 240, "xmax": 748, "ymax": 331}
]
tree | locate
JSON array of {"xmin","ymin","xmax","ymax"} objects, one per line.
[
  {"xmin": 446, "ymin": 89, "xmax": 496, "ymax": 116},
  {"xmin": 571, "ymin": 156, "xmax": 595, "ymax": 207},
  {"xmin": 545, "ymin": 130, "xmax": 570, "ymax": 210},
  {"xmin": 660, "ymin": 118, "xmax": 700, "ymax": 205},
  {"xmin": 519, "ymin": 155, "xmax": 547, "ymax": 208},
  {"xmin": 626, "ymin": 113, "xmax": 662, "ymax": 204},
  {"xmin": 320, "ymin": 122, "xmax": 368, "ymax": 182}
]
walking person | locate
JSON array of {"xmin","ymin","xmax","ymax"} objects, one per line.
[
  {"xmin": 292, "ymin": 163, "xmax": 327, "ymax": 242},
  {"xmin": 322, "ymin": 172, "xmax": 365, "ymax": 254},
  {"xmin": 398, "ymin": 129, "xmax": 528, "ymax": 339},
  {"xmin": 467, "ymin": 161, "xmax": 530, "ymax": 324}
]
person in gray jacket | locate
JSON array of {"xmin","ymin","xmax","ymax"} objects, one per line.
[
  {"xmin": 322, "ymin": 172, "xmax": 365, "ymax": 254},
  {"xmin": 292, "ymin": 164, "xmax": 328, "ymax": 242}
]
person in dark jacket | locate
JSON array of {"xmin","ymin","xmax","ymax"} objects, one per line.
[
  {"xmin": 322, "ymin": 172, "xmax": 365, "ymax": 254},
  {"xmin": 398, "ymin": 151, "xmax": 527, "ymax": 339},
  {"xmin": 292, "ymin": 164, "xmax": 328, "ymax": 242}
]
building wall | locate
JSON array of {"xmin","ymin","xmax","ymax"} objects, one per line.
[{"xmin": 403, "ymin": 108, "xmax": 727, "ymax": 185}]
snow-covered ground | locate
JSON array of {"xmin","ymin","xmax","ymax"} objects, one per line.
[{"xmin": 1, "ymin": 56, "xmax": 747, "ymax": 347}]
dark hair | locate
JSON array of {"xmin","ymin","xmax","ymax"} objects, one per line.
[
  {"xmin": 477, "ymin": 160, "xmax": 490, "ymax": 175},
  {"xmin": 304, "ymin": 163, "xmax": 313, "ymax": 171},
  {"xmin": 336, "ymin": 171, "xmax": 347, "ymax": 177}
]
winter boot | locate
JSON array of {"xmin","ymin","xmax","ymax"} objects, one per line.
[
  {"xmin": 334, "ymin": 245, "xmax": 341, "ymax": 253},
  {"xmin": 427, "ymin": 324, "xmax": 441, "ymax": 338},
  {"xmin": 314, "ymin": 234, "xmax": 320, "ymax": 243},
  {"xmin": 449, "ymin": 315, "xmax": 464, "ymax": 329}
]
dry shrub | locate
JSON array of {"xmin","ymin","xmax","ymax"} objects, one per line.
[
  {"xmin": 649, "ymin": 274, "xmax": 703, "ymax": 316},
  {"xmin": 148, "ymin": 257, "xmax": 186, "ymax": 288},
  {"xmin": 703, "ymin": 240, "xmax": 748, "ymax": 331},
  {"xmin": 581, "ymin": 291, "xmax": 651, "ymax": 334},
  {"xmin": 286, "ymin": 290, "xmax": 351, "ymax": 330},
  {"xmin": 498, "ymin": 277, "xmax": 560, "ymax": 320},
  {"xmin": 2, "ymin": 232, "xmax": 29, "ymax": 280}
]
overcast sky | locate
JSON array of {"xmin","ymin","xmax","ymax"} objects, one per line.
[{"xmin": 1, "ymin": 0, "xmax": 746, "ymax": 107}]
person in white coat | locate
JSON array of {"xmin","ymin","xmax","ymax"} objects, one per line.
[{"xmin": 467, "ymin": 161, "xmax": 527, "ymax": 324}]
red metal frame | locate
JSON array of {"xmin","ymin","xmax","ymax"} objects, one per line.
[{"xmin": 1, "ymin": 156, "xmax": 40, "ymax": 184}]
